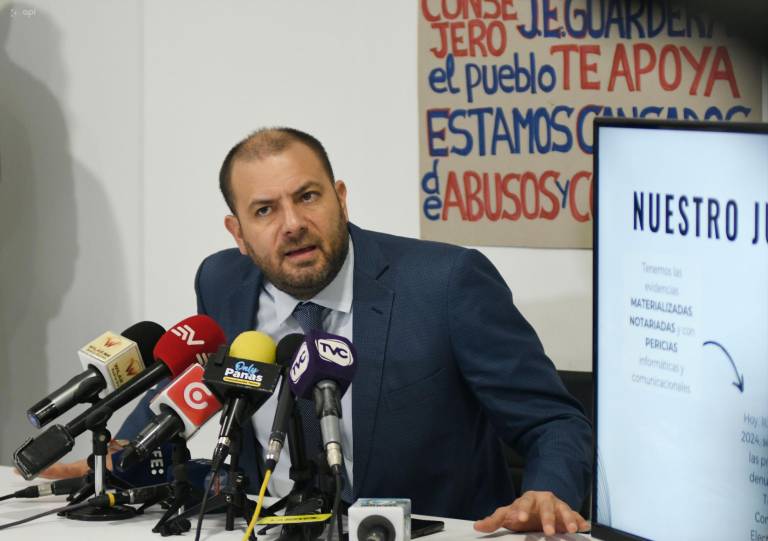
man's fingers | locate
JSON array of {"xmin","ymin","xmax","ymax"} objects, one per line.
[
  {"xmin": 575, "ymin": 511, "xmax": 590, "ymax": 532},
  {"xmin": 473, "ymin": 505, "xmax": 517, "ymax": 532},
  {"xmin": 536, "ymin": 494, "xmax": 557, "ymax": 536},
  {"xmin": 474, "ymin": 492, "xmax": 590, "ymax": 535},
  {"xmin": 555, "ymin": 501, "xmax": 579, "ymax": 533},
  {"xmin": 513, "ymin": 491, "xmax": 534, "ymax": 523}
]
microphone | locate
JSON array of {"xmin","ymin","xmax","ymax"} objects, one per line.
[
  {"xmin": 13, "ymin": 315, "xmax": 226, "ymax": 480},
  {"xmin": 349, "ymin": 499, "xmax": 414, "ymax": 541},
  {"xmin": 6, "ymin": 444, "xmax": 175, "ymax": 500},
  {"xmin": 118, "ymin": 363, "xmax": 223, "ymax": 470},
  {"xmin": 203, "ymin": 331, "xmax": 280, "ymax": 471},
  {"xmin": 26, "ymin": 321, "xmax": 166, "ymax": 429},
  {"xmin": 288, "ymin": 331, "xmax": 357, "ymax": 473},
  {"xmin": 265, "ymin": 333, "xmax": 305, "ymax": 471},
  {"xmin": 111, "ymin": 442, "xmax": 174, "ymax": 487}
]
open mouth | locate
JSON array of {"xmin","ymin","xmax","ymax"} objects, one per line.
[{"xmin": 285, "ymin": 245, "xmax": 317, "ymax": 258}]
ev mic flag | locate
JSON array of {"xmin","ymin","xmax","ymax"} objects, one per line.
[
  {"xmin": 26, "ymin": 321, "xmax": 165, "ymax": 429},
  {"xmin": 13, "ymin": 315, "xmax": 226, "ymax": 480},
  {"xmin": 288, "ymin": 330, "xmax": 356, "ymax": 472},
  {"xmin": 119, "ymin": 363, "xmax": 222, "ymax": 469}
]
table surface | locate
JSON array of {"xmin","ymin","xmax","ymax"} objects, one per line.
[{"xmin": 0, "ymin": 466, "xmax": 594, "ymax": 541}]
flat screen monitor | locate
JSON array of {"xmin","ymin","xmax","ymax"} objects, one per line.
[{"xmin": 592, "ymin": 118, "xmax": 768, "ymax": 541}]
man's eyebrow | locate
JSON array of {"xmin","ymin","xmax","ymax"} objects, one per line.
[
  {"xmin": 245, "ymin": 180, "xmax": 325, "ymax": 211},
  {"xmin": 246, "ymin": 196, "xmax": 275, "ymax": 211},
  {"xmin": 291, "ymin": 180, "xmax": 324, "ymax": 196}
]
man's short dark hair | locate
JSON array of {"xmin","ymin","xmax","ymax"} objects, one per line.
[{"xmin": 219, "ymin": 127, "xmax": 335, "ymax": 214}]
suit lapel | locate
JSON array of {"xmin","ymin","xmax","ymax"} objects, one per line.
[
  {"xmin": 349, "ymin": 225, "xmax": 393, "ymax": 496},
  {"xmin": 221, "ymin": 268, "xmax": 262, "ymax": 342},
  {"xmin": 218, "ymin": 266, "xmax": 264, "ymax": 486}
]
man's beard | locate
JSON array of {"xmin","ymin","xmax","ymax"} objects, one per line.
[{"xmin": 244, "ymin": 213, "xmax": 349, "ymax": 300}]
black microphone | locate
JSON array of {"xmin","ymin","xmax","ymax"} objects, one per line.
[
  {"xmin": 13, "ymin": 315, "xmax": 227, "ymax": 480},
  {"xmin": 26, "ymin": 322, "xmax": 165, "ymax": 429},
  {"xmin": 265, "ymin": 334, "xmax": 305, "ymax": 471}
]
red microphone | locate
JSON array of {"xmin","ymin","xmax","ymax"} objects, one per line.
[
  {"xmin": 118, "ymin": 363, "xmax": 223, "ymax": 469},
  {"xmin": 152, "ymin": 315, "xmax": 226, "ymax": 378},
  {"xmin": 13, "ymin": 315, "xmax": 226, "ymax": 480}
]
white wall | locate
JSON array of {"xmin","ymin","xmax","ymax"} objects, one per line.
[
  {"xmin": 141, "ymin": 1, "xmax": 592, "ymax": 370},
  {"xmin": 0, "ymin": 0, "xmax": 764, "ymax": 465},
  {"xmin": 0, "ymin": 0, "xmax": 144, "ymax": 463}
]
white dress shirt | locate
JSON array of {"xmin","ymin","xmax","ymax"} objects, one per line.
[{"xmin": 250, "ymin": 238, "xmax": 355, "ymax": 497}]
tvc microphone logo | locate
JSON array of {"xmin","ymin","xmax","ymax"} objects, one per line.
[
  {"xmin": 316, "ymin": 339, "xmax": 353, "ymax": 367},
  {"xmin": 290, "ymin": 343, "xmax": 310, "ymax": 383}
]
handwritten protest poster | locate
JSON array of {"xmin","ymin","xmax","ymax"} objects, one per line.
[{"xmin": 418, "ymin": 0, "xmax": 764, "ymax": 248}]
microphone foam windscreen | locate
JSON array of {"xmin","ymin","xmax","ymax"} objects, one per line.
[
  {"xmin": 289, "ymin": 330, "xmax": 357, "ymax": 400},
  {"xmin": 276, "ymin": 333, "xmax": 305, "ymax": 367},
  {"xmin": 121, "ymin": 321, "xmax": 166, "ymax": 365},
  {"xmin": 154, "ymin": 315, "xmax": 227, "ymax": 377},
  {"xmin": 229, "ymin": 331, "xmax": 276, "ymax": 364}
]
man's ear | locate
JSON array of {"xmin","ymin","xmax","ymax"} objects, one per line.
[
  {"xmin": 224, "ymin": 215, "xmax": 248, "ymax": 255},
  {"xmin": 334, "ymin": 180, "xmax": 349, "ymax": 222}
]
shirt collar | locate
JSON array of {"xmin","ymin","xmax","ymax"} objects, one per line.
[{"xmin": 263, "ymin": 236, "xmax": 354, "ymax": 325}]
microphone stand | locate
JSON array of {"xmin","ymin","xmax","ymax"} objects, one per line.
[
  {"xmin": 265, "ymin": 404, "xmax": 317, "ymax": 515},
  {"xmin": 61, "ymin": 406, "xmax": 137, "ymax": 521},
  {"xmin": 151, "ymin": 436, "xmax": 204, "ymax": 535},
  {"xmin": 261, "ymin": 401, "xmax": 335, "ymax": 541},
  {"xmin": 169, "ymin": 423, "xmax": 258, "ymax": 537}
]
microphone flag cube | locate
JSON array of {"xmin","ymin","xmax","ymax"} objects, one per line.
[
  {"xmin": 149, "ymin": 364, "xmax": 222, "ymax": 438},
  {"xmin": 78, "ymin": 331, "xmax": 145, "ymax": 394}
]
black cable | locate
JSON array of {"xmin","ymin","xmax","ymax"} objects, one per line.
[
  {"xmin": 194, "ymin": 469, "xmax": 218, "ymax": 541},
  {"xmin": 0, "ymin": 500, "xmax": 92, "ymax": 530},
  {"xmin": 327, "ymin": 469, "xmax": 342, "ymax": 541},
  {"xmin": 0, "ymin": 493, "xmax": 14, "ymax": 502}
]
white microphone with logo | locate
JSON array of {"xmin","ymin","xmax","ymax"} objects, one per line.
[
  {"xmin": 288, "ymin": 330, "xmax": 357, "ymax": 474},
  {"xmin": 118, "ymin": 363, "xmax": 222, "ymax": 469},
  {"xmin": 26, "ymin": 322, "xmax": 165, "ymax": 429}
]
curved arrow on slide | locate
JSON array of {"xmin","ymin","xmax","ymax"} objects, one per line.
[{"xmin": 702, "ymin": 340, "xmax": 744, "ymax": 393}]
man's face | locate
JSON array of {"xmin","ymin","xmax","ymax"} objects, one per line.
[{"xmin": 224, "ymin": 143, "xmax": 349, "ymax": 300}]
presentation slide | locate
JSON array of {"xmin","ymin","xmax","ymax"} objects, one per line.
[{"xmin": 595, "ymin": 124, "xmax": 768, "ymax": 541}]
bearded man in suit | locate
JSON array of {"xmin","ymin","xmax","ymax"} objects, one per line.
[{"xmin": 190, "ymin": 127, "xmax": 592, "ymax": 535}]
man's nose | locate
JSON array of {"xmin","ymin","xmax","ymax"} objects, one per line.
[{"xmin": 281, "ymin": 202, "xmax": 307, "ymax": 236}]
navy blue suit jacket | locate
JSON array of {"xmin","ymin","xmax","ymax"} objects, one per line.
[{"xmin": 119, "ymin": 224, "xmax": 591, "ymax": 520}]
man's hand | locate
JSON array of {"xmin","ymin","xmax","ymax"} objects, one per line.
[
  {"xmin": 34, "ymin": 459, "xmax": 91, "ymax": 480},
  {"xmin": 473, "ymin": 491, "xmax": 589, "ymax": 536}
]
